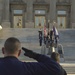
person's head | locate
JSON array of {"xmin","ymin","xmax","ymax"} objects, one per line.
[
  {"xmin": 2, "ymin": 37, "xmax": 21, "ymax": 58},
  {"xmin": 51, "ymin": 52, "xmax": 60, "ymax": 63}
]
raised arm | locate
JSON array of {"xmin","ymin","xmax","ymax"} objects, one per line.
[{"xmin": 22, "ymin": 47, "xmax": 61, "ymax": 75}]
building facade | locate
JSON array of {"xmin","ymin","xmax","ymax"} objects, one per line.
[{"xmin": 0, "ymin": 0, "xmax": 75, "ymax": 29}]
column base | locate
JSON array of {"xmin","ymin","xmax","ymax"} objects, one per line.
[
  {"xmin": 2, "ymin": 21, "xmax": 10, "ymax": 28},
  {"xmin": 72, "ymin": 23, "xmax": 75, "ymax": 28}
]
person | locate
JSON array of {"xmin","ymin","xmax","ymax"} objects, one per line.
[
  {"xmin": 39, "ymin": 34, "xmax": 42, "ymax": 46},
  {"xmin": 38, "ymin": 29, "xmax": 43, "ymax": 46},
  {"xmin": 53, "ymin": 26, "xmax": 59, "ymax": 47},
  {"xmin": 50, "ymin": 30, "xmax": 55, "ymax": 47},
  {"xmin": 0, "ymin": 37, "xmax": 61, "ymax": 75},
  {"xmin": 51, "ymin": 52, "xmax": 67, "ymax": 75},
  {"xmin": 58, "ymin": 44, "xmax": 64, "ymax": 58},
  {"xmin": 46, "ymin": 31, "xmax": 50, "ymax": 48},
  {"xmin": 44, "ymin": 25, "xmax": 47, "ymax": 45}
]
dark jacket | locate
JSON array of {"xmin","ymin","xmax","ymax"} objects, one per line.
[
  {"xmin": 0, "ymin": 54, "xmax": 61, "ymax": 75},
  {"xmin": 59, "ymin": 65, "xmax": 67, "ymax": 75}
]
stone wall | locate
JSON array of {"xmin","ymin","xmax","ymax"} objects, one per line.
[{"xmin": 0, "ymin": 0, "xmax": 74, "ymax": 28}]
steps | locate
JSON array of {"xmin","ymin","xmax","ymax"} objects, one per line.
[
  {"xmin": 0, "ymin": 28, "xmax": 75, "ymax": 61},
  {"xmin": 0, "ymin": 28, "xmax": 41, "ymax": 58},
  {"xmin": 58, "ymin": 29, "xmax": 75, "ymax": 61},
  {"xmin": 61, "ymin": 63, "xmax": 75, "ymax": 74},
  {"xmin": 0, "ymin": 28, "xmax": 75, "ymax": 74}
]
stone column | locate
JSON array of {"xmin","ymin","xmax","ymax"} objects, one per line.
[
  {"xmin": 71, "ymin": 0, "xmax": 75, "ymax": 28},
  {"xmin": 0, "ymin": 0, "xmax": 3, "ymax": 24},
  {"xmin": 26, "ymin": 0, "xmax": 34, "ymax": 28},
  {"xmin": 50, "ymin": 0, "xmax": 57, "ymax": 29},
  {"xmin": 50, "ymin": 0, "xmax": 57, "ymax": 23},
  {"xmin": 2, "ymin": 0, "xmax": 10, "ymax": 28}
]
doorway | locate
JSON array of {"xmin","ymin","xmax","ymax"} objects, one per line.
[
  {"xmin": 14, "ymin": 15, "xmax": 22, "ymax": 28},
  {"xmin": 57, "ymin": 16, "xmax": 66, "ymax": 28},
  {"xmin": 35, "ymin": 16, "xmax": 46, "ymax": 28}
]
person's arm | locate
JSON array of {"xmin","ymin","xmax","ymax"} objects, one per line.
[
  {"xmin": 22, "ymin": 47, "xmax": 41, "ymax": 61},
  {"xmin": 22, "ymin": 47, "xmax": 61, "ymax": 75}
]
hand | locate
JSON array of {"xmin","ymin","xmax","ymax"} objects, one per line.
[
  {"xmin": 22, "ymin": 47, "xmax": 39, "ymax": 59},
  {"xmin": 22, "ymin": 47, "xmax": 32, "ymax": 53},
  {"xmin": 22, "ymin": 47, "xmax": 34, "ymax": 58}
]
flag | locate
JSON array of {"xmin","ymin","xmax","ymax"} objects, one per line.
[
  {"xmin": 44, "ymin": 24, "xmax": 47, "ymax": 37},
  {"xmin": 53, "ymin": 26, "xmax": 59, "ymax": 38}
]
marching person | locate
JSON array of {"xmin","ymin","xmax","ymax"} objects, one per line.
[
  {"xmin": 50, "ymin": 30, "xmax": 55, "ymax": 47},
  {"xmin": 44, "ymin": 24, "xmax": 47, "ymax": 45},
  {"xmin": 38, "ymin": 28, "xmax": 43, "ymax": 46},
  {"xmin": 53, "ymin": 26, "xmax": 59, "ymax": 47}
]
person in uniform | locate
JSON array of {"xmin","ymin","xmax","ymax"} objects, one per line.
[
  {"xmin": 50, "ymin": 30, "xmax": 55, "ymax": 47},
  {"xmin": 0, "ymin": 37, "xmax": 61, "ymax": 75},
  {"xmin": 38, "ymin": 29, "xmax": 43, "ymax": 46}
]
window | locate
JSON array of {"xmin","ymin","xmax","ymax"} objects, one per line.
[
  {"xmin": 58, "ymin": 11, "xmax": 66, "ymax": 15},
  {"xmin": 35, "ymin": 10, "xmax": 46, "ymax": 15},
  {"xmin": 14, "ymin": 10, "xmax": 23, "ymax": 14}
]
